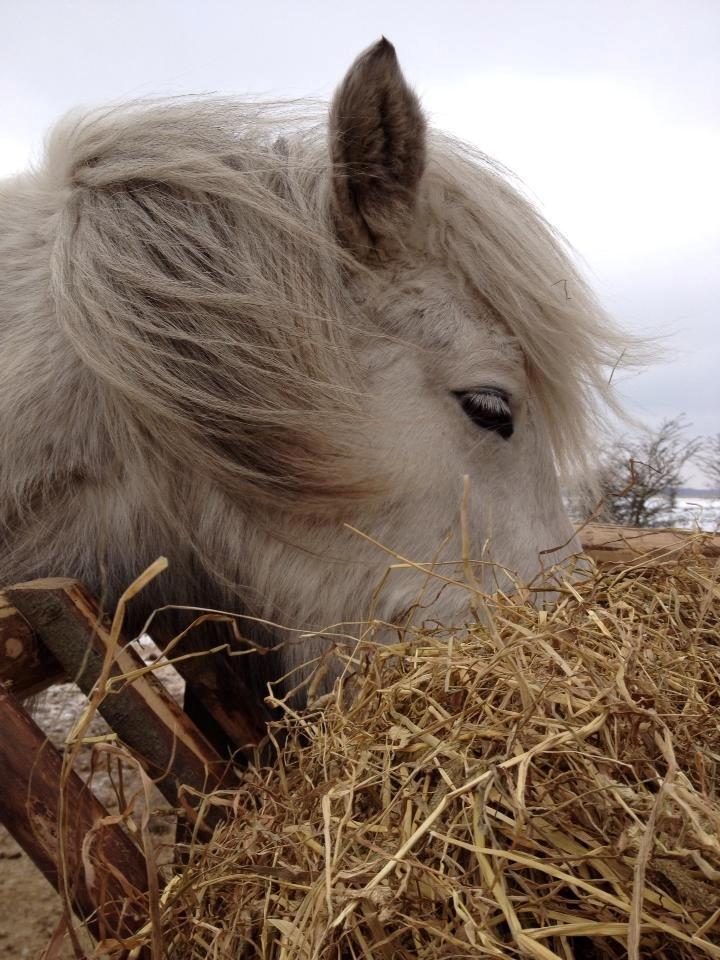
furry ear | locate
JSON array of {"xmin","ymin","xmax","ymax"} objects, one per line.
[{"xmin": 329, "ymin": 38, "xmax": 427, "ymax": 256}]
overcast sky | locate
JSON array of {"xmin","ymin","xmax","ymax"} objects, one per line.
[{"xmin": 2, "ymin": 0, "xmax": 718, "ymax": 483}]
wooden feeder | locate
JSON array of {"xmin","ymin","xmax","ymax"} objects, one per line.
[{"xmin": 0, "ymin": 524, "xmax": 718, "ymax": 955}]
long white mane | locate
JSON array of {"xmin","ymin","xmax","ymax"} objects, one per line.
[{"xmin": 12, "ymin": 98, "xmax": 626, "ymax": 520}]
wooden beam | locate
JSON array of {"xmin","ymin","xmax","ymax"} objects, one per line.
[
  {"xmin": 0, "ymin": 681, "xmax": 151, "ymax": 949},
  {"xmin": 168, "ymin": 650, "xmax": 266, "ymax": 751},
  {"xmin": 579, "ymin": 523, "xmax": 720, "ymax": 565},
  {"xmin": 0, "ymin": 590, "xmax": 65, "ymax": 697},
  {"xmin": 7, "ymin": 579, "xmax": 238, "ymax": 829}
]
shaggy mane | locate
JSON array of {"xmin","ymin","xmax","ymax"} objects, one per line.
[
  {"xmin": 46, "ymin": 99, "xmax": 368, "ymax": 513},
  {"xmin": 38, "ymin": 97, "xmax": 630, "ymax": 512}
]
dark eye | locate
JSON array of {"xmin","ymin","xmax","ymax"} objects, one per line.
[{"xmin": 453, "ymin": 388, "xmax": 514, "ymax": 439}]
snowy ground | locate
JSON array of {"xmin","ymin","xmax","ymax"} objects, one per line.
[{"xmin": 659, "ymin": 496, "xmax": 720, "ymax": 532}]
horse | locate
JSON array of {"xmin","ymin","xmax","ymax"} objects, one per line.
[{"xmin": 0, "ymin": 39, "xmax": 628, "ymax": 708}]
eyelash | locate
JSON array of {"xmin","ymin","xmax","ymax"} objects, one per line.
[{"xmin": 453, "ymin": 389, "xmax": 514, "ymax": 439}]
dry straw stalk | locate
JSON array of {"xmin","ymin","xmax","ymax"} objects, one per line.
[{"xmin": 65, "ymin": 532, "xmax": 720, "ymax": 959}]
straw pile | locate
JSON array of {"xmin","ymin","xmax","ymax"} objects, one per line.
[{"xmin": 137, "ymin": 539, "xmax": 719, "ymax": 959}]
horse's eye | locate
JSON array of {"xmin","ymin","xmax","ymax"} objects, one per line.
[{"xmin": 453, "ymin": 389, "xmax": 514, "ymax": 439}]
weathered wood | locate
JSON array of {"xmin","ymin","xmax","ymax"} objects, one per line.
[
  {"xmin": 0, "ymin": 681, "xmax": 151, "ymax": 948},
  {"xmin": 579, "ymin": 523, "xmax": 720, "ymax": 565},
  {"xmin": 0, "ymin": 590, "xmax": 65, "ymax": 697},
  {"xmin": 168, "ymin": 650, "xmax": 266, "ymax": 750},
  {"xmin": 7, "ymin": 579, "xmax": 238, "ymax": 828}
]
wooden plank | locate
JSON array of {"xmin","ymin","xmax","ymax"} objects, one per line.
[
  {"xmin": 579, "ymin": 523, "xmax": 720, "ymax": 564},
  {"xmin": 168, "ymin": 651, "xmax": 266, "ymax": 750},
  {"xmin": 0, "ymin": 590, "xmax": 65, "ymax": 697},
  {"xmin": 0, "ymin": 681, "xmax": 151, "ymax": 949},
  {"xmin": 8, "ymin": 577, "xmax": 265, "ymax": 749},
  {"xmin": 7, "ymin": 579, "xmax": 238, "ymax": 830}
]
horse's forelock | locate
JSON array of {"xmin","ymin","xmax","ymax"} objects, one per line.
[{"xmin": 45, "ymin": 100, "xmax": 380, "ymax": 513}]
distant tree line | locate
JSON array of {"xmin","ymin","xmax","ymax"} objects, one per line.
[{"xmin": 573, "ymin": 417, "xmax": 720, "ymax": 528}]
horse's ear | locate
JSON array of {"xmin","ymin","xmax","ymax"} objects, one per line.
[{"xmin": 329, "ymin": 38, "xmax": 427, "ymax": 256}]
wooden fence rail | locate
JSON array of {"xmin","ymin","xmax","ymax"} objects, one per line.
[
  {"xmin": 0, "ymin": 681, "xmax": 152, "ymax": 953},
  {"xmin": 0, "ymin": 580, "xmax": 245, "ymax": 957},
  {"xmin": 577, "ymin": 521, "xmax": 720, "ymax": 564},
  {"xmin": 7, "ymin": 579, "xmax": 234, "ymax": 825}
]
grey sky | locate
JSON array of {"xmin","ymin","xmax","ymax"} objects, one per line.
[{"xmin": 2, "ymin": 0, "xmax": 718, "ymax": 482}]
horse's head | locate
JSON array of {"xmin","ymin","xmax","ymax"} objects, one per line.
[
  {"xmin": 298, "ymin": 40, "xmax": 620, "ymax": 611},
  {"xmin": 1, "ymin": 40, "xmax": 630, "ymax": 696}
]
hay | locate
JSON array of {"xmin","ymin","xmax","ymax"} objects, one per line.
[{"xmin": 127, "ymin": 541, "xmax": 719, "ymax": 958}]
